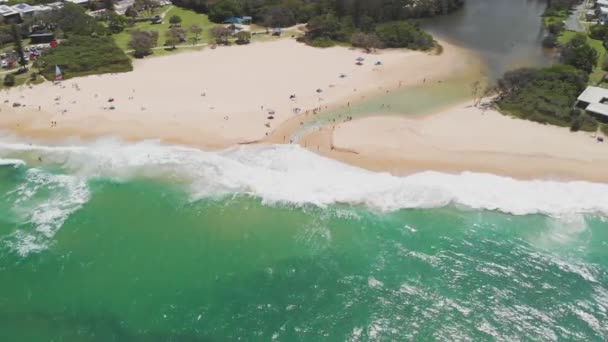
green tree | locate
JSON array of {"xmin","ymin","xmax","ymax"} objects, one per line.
[
  {"xmin": 189, "ymin": 24, "xmax": 202, "ymax": 44},
  {"xmin": 128, "ymin": 30, "xmax": 159, "ymax": 57},
  {"xmin": 133, "ymin": 0, "xmax": 159, "ymax": 16},
  {"xmin": 306, "ymin": 13, "xmax": 341, "ymax": 40},
  {"xmin": 169, "ymin": 15, "xmax": 182, "ymax": 26},
  {"xmin": 210, "ymin": 26, "xmax": 232, "ymax": 44},
  {"xmin": 103, "ymin": 0, "xmax": 115, "ymax": 11},
  {"xmin": 125, "ymin": 6, "xmax": 138, "ymax": 18},
  {"xmin": 165, "ymin": 26, "xmax": 185, "ymax": 48},
  {"xmin": 264, "ymin": 6, "xmax": 296, "ymax": 28},
  {"xmin": 10, "ymin": 24, "xmax": 27, "ymax": 69},
  {"xmin": 3, "ymin": 73, "xmax": 15, "ymax": 87},
  {"xmin": 560, "ymin": 33, "xmax": 599, "ymax": 73},
  {"xmin": 374, "ymin": 21, "xmax": 434, "ymax": 50},
  {"xmin": 235, "ymin": 31, "xmax": 251, "ymax": 44},
  {"xmin": 45, "ymin": 3, "xmax": 106, "ymax": 37},
  {"xmin": 351, "ymin": 32, "xmax": 383, "ymax": 52},
  {"xmin": 108, "ymin": 12, "xmax": 127, "ymax": 33},
  {"xmin": 209, "ymin": 0, "xmax": 242, "ymax": 23}
]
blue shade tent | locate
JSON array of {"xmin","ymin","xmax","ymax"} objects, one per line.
[{"xmin": 224, "ymin": 17, "xmax": 245, "ymax": 24}]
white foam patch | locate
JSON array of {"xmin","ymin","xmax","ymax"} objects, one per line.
[
  {"xmin": 1, "ymin": 139, "xmax": 608, "ymax": 218},
  {"xmin": 0, "ymin": 158, "xmax": 25, "ymax": 167},
  {"xmin": 4, "ymin": 168, "xmax": 89, "ymax": 256}
]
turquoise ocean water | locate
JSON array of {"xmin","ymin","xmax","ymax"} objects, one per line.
[{"xmin": 1, "ymin": 140, "xmax": 607, "ymax": 341}]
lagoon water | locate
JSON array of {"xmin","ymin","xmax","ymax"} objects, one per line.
[
  {"xmin": 1, "ymin": 1, "xmax": 607, "ymax": 341},
  {"xmin": 423, "ymin": 0, "xmax": 553, "ymax": 78}
]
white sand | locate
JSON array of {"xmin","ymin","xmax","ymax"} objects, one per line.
[
  {"xmin": 302, "ymin": 102, "xmax": 608, "ymax": 182},
  {"xmin": 0, "ymin": 38, "xmax": 474, "ymax": 147}
]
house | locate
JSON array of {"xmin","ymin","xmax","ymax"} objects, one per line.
[
  {"xmin": 576, "ymin": 86, "xmax": 608, "ymax": 123},
  {"xmin": 64, "ymin": 0, "xmax": 89, "ymax": 6},
  {"xmin": 29, "ymin": 32, "xmax": 55, "ymax": 44},
  {"xmin": 46, "ymin": 2, "xmax": 64, "ymax": 10},
  {"xmin": 0, "ymin": 4, "xmax": 21, "ymax": 23},
  {"xmin": 11, "ymin": 3, "xmax": 36, "ymax": 19}
]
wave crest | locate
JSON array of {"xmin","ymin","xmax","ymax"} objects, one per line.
[{"xmin": 1, "ymin": 139, "xmax": 607, "ymax": 217}]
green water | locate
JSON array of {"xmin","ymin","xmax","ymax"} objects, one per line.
[
  {"xmin": 293, "ymin": 76, "xmax": 474, "ymax": 141},
  {"xmin": 1, "ymin": 160, "xmax": 607, "ymax": 341}
]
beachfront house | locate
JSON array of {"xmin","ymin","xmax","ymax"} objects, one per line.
[
  {"xmin": 0, "ymin": 4, "xmax": 21, "ymax": 23},
  {"xmin": 11, "ymin": 3, "xmax": 36, "ymax": 19},
  {"xmin": 597, "ymin": 0, "xmax": 608, "ymax": 23},
  {"xmin": 576, "ymin": 86, "xmax": 608, "ymax": 123}
]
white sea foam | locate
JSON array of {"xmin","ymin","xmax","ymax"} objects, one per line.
[
  {"xmin": 0, "ymin": 158, "xmax": 25, "ymax": 167},
  {"xmin": 3, "ymin": 168, "xmax": 89, "ymax": 256},
  {"xmin": 1, "ymin": 139, "xmax": 608, "ymax": 218}
]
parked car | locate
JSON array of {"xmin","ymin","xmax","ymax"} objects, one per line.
[{"xmin": 1, "ymin": 60, "xmax": 7, "ymax": 68}]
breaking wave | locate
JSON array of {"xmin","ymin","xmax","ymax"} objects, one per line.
[{"xmin": 1, "ymin": 139, "xmax": 607, "ymax": 218}]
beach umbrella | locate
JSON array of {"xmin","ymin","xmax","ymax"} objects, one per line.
[{"xmin": 356, "ymin": 57, "xmax": 365, "ymax": 62}]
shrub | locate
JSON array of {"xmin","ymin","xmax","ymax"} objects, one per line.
[
  {"xmin": 571, "ymin": 113, "xmax": 599, "ymax": 132},
  {"xmin": 374, "ymin": 21, "xmax": 434, "ymax": 50},
  {"xmin": 235, "ymin": 31, "xmax": 251, "ymax": 44},
  {"xmin": 351, "ymin": 32, "xmax": 383, "ymax": 52},
  {"xmin": 496, "ymin": 64, "xmax": 595, "ymax": 129},
  {"xmin": 3, "ymin": 73, "xmax": 15, "ymax": 87},
  {"xmin": 542, "ymin": 34, "xmax": 557, "ymax": 48},
  {"xmin": 128, "ymin": 30, "xmax": 159, "ymax": 58},
  {"xmin": 169, "ymin": 15, "xmax": 182, "ymax": 26},
  {"xmin": 310, "ymin": 37, "xmax": 336, "ymax": 48}
]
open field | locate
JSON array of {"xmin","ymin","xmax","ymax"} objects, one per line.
[{"xmin": 113, "ymin": 6, "xmax": 216, "ymax": 53}]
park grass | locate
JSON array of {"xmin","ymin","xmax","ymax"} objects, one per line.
[
  {"xmin": 559, "ymin": 30, "xmax": 607, "ymax": 85},
  {"xmin": 113, "ymin": 7, "xmax": 216, "ymax": 54},
  {"xmin": 0, "ymin": 70, "xmax": 45, "ymax": 90}
]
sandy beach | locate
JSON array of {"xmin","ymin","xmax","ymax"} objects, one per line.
[
  {"xmin": 0, "ymin": 38, "xmax": 474, "ymax": 148},
  {"xmin": 298, "ymin": 101, "xmax": 608, "ymax": 182},
  {"xmin": 1, "ymin": 37, "xmax": 607, "ymax": 182}
]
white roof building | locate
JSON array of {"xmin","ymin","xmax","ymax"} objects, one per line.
[
  {"xmin": 11, "ymin": 3, "xmax": 35, "ymax": 16},
  {"xmin": 0, "ymin": 4, "xmax": 18, "ymax": 17},
  {"xmin": 577, "ymin": 86, "xmax": 608, "ymax": 118},
  {"xmin": 65, "ymin": 0, "xmax": 89, "ymax": 5}
]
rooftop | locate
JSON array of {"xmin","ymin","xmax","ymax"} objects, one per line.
[
  {"xmin": 0, "ymin": 4, "xmax": 17, "ymax": 15},
  {"xmin": 578, "ymin": 86, "xmax": 608, "ymax": 117}
]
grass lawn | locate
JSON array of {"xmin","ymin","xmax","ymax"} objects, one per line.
[
  {"xmin": 559, "ymin": 30, "xmax": 607, "ymax": 85},
  {"xmin": 0, "ymin": 70, "xmax": 45, "ymax": 90},
  {"xmin": 113, "ymin": 6, "xmax": 216, "ymax": 53}
]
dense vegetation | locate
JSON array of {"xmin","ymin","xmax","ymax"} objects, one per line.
[
  {"xmin": 174, "ymin": 0, "xmax": 464, "ymax": 25},
  {"xmin": 495, "ymin": 65, "xmax": 599, "ymax": 132},
  {"xmin": 37, "ymin": 36, "xmax": 132, "ymax": 79},
  {"xmin": 541, "ymin": 0, "xmax": 578, "ymax": 48},
  {"xmin": 172, "ymin": 0, "xmax": 462, "ymax": 49}
]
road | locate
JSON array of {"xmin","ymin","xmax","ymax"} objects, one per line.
[{"xmin": 564, "ymin": 0, "xmax": 587, "ymax": 32}]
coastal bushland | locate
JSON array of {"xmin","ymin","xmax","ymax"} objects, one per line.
[
  {"xmin": 37, "ymin": 36, "xmax": 132, "ymax": 79},
  {"xmin": 173, "ymin": 0, "xmax": 462, "ymax": 50},
  {"xmin": 495, "ymin": 65, "xmax": 599, "ymax": 132}
]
